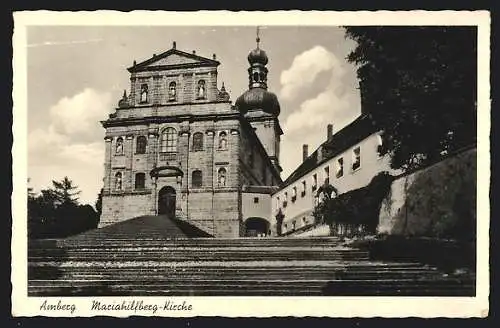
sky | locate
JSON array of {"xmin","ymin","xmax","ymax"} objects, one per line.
[{"xmin": 27, "ymin": 25, "xmax": 361, "ymax": 205}]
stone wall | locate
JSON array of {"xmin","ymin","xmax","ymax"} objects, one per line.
[
  {"xmin": 377, "ymin": 147, "xmax": 476, "ymax": 239},
  {"xmin": 99, "ymin": 193, "xmax": 151, "ymax": 227}
]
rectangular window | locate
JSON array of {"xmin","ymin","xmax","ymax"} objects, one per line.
[
  {"xmin": 283, "ymin": 192, "xmax": 288, "ymax": 207},
  {"xmin": 352, "ymin": 146, "xmax": 361, "ymax": 171},
  {"xmin": 134, "ymin": 173, "xmax": 146, "ymax": 190},
  {"xmin": 377, "ymin": 134, "xmax": 384, "ymax": 157},
  {"xmin": 336, "ymin": 157, "xmax": 344, "ymax": 178},
  {"xmin": 301, "ymin": 181, "xmax": 306, "ymax": 197},
  {"xmin": 312, "ymin": 174, "xmax": 317, "ymax": 191},
  {"xmin": 192, "ymin": 170, "xmax": 203, "ymax": 188},
  {"xmin": 253, "ymin": 197, "xmax": 259, "ymax": 204},
  {"xmin": 292, "ymin": 187, "xmax": 297, "ymax": 202},
  {"xmin": 324, "ymin": 166, "xmax": 330, "ymax": 184},
  {"xmin": 276, "ymin": 197, "xmax": 280, "ymax": 208}
]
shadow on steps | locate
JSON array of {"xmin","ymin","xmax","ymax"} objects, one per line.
[{"xmin": 65, "ymin": 214, "xmax": 213, "ymax": 240}]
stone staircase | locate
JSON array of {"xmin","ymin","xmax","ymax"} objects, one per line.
[{"xmin": 28, "ymin": 216, "xmax": 475, "ymax": 296}]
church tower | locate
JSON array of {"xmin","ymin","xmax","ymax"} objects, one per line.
[{"xmin": 235, "ymin": 29, "xmax": 283, "ymax": 175}]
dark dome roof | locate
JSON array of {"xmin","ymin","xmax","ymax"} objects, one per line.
[
  {"xmin": 247, "ymin": 47, "xmax": 268, "ymax": 65},
  {"xmin": 235, "ymin": 87, "xmax": 280, "ymax": 116}
]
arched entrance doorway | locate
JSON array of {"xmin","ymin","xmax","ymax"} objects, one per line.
[
  {"xmin": 244, "ymin": 217, "xmax": 270, "ymax": 237},
  {"xmin": 158, "ymin": 186, "xmax": 176, "ymax": 218}
]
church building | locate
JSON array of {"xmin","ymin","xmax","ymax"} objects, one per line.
[{"xmin": 99, "ymin": 38, "xmax": 283, "ymax": 238}]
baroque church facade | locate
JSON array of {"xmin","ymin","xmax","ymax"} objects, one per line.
[{"xmin": 99, "ymin": 39, "xmax": 283, "ymax": 237}]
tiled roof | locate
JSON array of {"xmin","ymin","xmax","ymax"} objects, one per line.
[{"xmin": 282, "ymin": 114, "xmax": 378, "ymax": 187}]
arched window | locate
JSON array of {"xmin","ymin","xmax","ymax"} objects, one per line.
[
  {"xmin": 253, "ymin": 72, "xmax": 259, "ymax": 82},
  {"xmin": 140, "ymin": 84, "xmax": 148, "ymax": 103},
  {"xmin": 197, "ymin": 80, "xmax": 206, "ymax": 99},
  {"xmin": 169, "ymin": 81, "xmax": 177, "ymax": 101},
  {"xmin": 115, "ymin": 137, "xmax": 124, "ymax": 155},
  {"xmin": 192, "ymin": 170, "xmax": 202, "ymax": 188},
  {"xmin": 218, "ymin": 131, "xmax": 227, "ymax": 150},
  {"xmin": 115, "ymin": 172, "xmax": 122, "ymax": 191},
  {"xmin": 135, "ymin": 173, "xmax": 146, "ymax": 190},
  {"xmin": 259, "ymin": 72, "xmax": 266, "ymax": 82},
  {"xmin": 218, "ymin": 167, "xmax": 227, "ymax": 187},
  {"xmin": 161, "ymin": 128, "xmax": 177, "ymax": 153},
  {"xmin": 192, "ymin": 132, "xmax": 204, "ymax": 151},
  {"xmin": 136, "ymin": 136, "xmax": 147, "ymax": 154}
]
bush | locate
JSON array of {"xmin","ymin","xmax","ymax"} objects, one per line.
[{"xmin": 319, "ymin": 172, "xmax": 394, "ymax": 233}]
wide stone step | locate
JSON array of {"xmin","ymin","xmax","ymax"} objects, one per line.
[
  {"xmin": 30, "ymin": 238, "xmax": 342, "ymax": 249},
  {"xmin": 30, "ymin": 269, "xmax": 441, "ymax": 281},
  {"xmin": 28, "ymin": 254, "xmax": 369, "ymax": 262},
  {"xmin": 28, "ymin": 278, "xmax": 475, "ymax": 296},
  {"xmin": 28, "ymin": 278, "xmax": 473, "ymax": 289},
  {"xmin": 28, "ymin": 287, "xmax": 473, "ymax": 296},
  {"xmin": 28, "ymin": 247, "xmax": 362, "ymax": 254}
]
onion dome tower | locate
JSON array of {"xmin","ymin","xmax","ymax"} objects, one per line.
[
  {"xmin": 235, "ymin": 30, "xmax": 280, "ymax": 116},
  {"xmin": 235, "ymin": 27, "xmax": 283, "ymax": 175}
]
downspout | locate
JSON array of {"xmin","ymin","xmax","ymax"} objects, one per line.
[
  {"xmin": 211, "ymin": 130, "xmax": 215, "ymax": 236},
  {"xmin": 185, "ymin": 128, "xmax": 190, "ymax": 220}
]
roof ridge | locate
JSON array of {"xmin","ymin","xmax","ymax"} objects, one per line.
[{"xmin": 128, "ymin": 48, "xmax": 220, "ymax": 71}]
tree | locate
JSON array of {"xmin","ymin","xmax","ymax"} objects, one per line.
[
  {"xmin": 95, "ymin": 188, "xmax": 103, "ymax": 215},
  {"xmin": 27, "ymin": 176, "xmax": 98, "ymax": 239},
  {"xmin": 344, "ymin": 27, "xmax": 477, "ymax": 170},
  {"xmin": 312, "ymin": 182, "xmax": 339, "ymax": 225},
  {"xmin": 51, "ymin": 176, "xmax": 81, "ymax": 206}
]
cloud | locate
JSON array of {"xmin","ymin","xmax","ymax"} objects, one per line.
[
  {"xmin": 50, "ymin": 88, "xmax": 112, "ymax": 143},
  {"xmin": 278, "ymin": 46, "xmax": 361, "ymax": 179},
  {"xmin": 279, "ymin": 45, "xmax": 343, "ymax": 101},
  {"xmin": 27, "ymin": 39, "xmax": 103, "ymax": 48},
  {"xmin": 28, "ymin": 88, "xmax": 112, "ymax": 204}
]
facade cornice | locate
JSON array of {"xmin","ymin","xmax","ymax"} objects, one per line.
[{"xmin": 102, "ymin": 112, "xmax": 242, "ymax": 128}]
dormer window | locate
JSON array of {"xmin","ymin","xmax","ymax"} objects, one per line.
[
  {"xmin": 168, "ymin": 81, "xmax": 177, "ymax": 101},
  {"xmin": 140, "ymin": 84, "xmax": 148, "ymax": 103},
  {"xmin": 197, "ymin": 80, "xmax": 206, "ymax": 99}
]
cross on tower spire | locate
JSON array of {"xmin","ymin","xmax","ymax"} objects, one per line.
[{"xmin": 256, "ymin": 26, "xmax": 261, "ymax": 48}]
